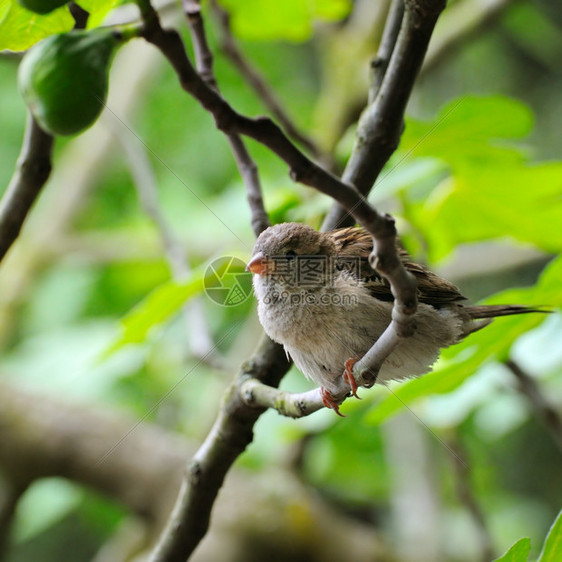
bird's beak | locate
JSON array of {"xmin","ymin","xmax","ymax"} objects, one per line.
[{"xmin": 246, "ymin": 252, "xmax": 269, "ymax": 275}]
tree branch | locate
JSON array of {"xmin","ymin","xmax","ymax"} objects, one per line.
[
  {"xmin": 138, "ymin": 1, "xmax": 446, "ymax": 559},
  {"xmin": 239, "ymin": 376, "xmax": 325, "ymax": 418},
  {"xmin": 149, "ymin": 336, "xmax": 290, "ymax": 562},
  {"xmin": 209, "ymin": 0, "xmax": 324, "ymax": 162},
  {"xmin": 182, "ymin": 0, "xmax": 270, "ymax": 237},
  {"xmin": 0, "ymin": 380, "xmax": 189, "ymax": 525},
  {"xmin": 423, "ymin": 0, "xmax": 517, "ymax": 74},
  {"xmin": 449, "ymin": 438, "xmax": 496, "ymax": 562},
  {"xmin": 0, "ymin": 114, "xmax": 54, "ymax": 264},
  {"xmin": 111, "ymin": 119, "xmax": 219, "ymax": 364},
  {"xmin": 369, "ymin": 0, "xmax": 404, "ymax": 104},
  {"xmin": 322, "ymin": 0, "xmax": 445, "ymax": 231}
]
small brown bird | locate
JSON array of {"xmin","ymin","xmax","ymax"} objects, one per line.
[{"xmin": 247, "ymin": 222, "xmax": 542, "ymax": 415}]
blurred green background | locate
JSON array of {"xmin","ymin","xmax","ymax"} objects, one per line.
[{"xmin": 0, "ymin": 0, "xmax": 561, "ymax": 561}]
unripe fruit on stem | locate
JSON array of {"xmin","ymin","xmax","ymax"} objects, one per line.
[
  {"xmin": 17, "ymin": 0, "xmax": 68, "ymax": 15},
  {"xmin": 18, "ymin": 29, "xmax": 125, "ymax": 136}
]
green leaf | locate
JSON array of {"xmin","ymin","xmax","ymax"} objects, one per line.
[
  {"xmin": 78, "ymin": 0, "xmax": 122, "ymax": 29},
  {"xmin": 14, "ymin": 478, "xmax": 82, "ymax": 542},
  {"xmin": 104, "ymin": 253, "xmax": 253, "ymax": 356},
  {"xmin": 0, "ymin": 0, "xmax": 73, "ymax": 51},
  {"xmin": 418, "ymin": 162, "xmax": 562, "ymax": 261},
  {"xmin": 399, "ymin": 96, "xmax": 562, "ymax": 260},
  {"xmin": 366, "ymin": 256, "xmax": 562, "ymax": 425},
  {"xmin": 538, "ymin": 510, "xmax": 562, "ymax": 562},
  {"xmin": 401, "ymin": 95, "xmax": 533, "ymax": 169},
  {"xmin": 104, "ymin": 268, "xmax": 207, "ymax": 356},
  {"xmin": 308, "ymin": 0, "xmax": 350, "ymax": 20},
  {"xmin": 218, "ymin": 0, "xmax": 351, "ymax": 41},
  {"xmin": 0, "ymin": 0, "xmax": 123, "ymax": 51},
  {"xmin": 493, "ymin": 537, "xmax": 531, "ymax": 562}
]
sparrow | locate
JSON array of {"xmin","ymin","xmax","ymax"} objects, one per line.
[{"xmin": 247, "ymin": 222, "xmax": 543, "ymax": 416}]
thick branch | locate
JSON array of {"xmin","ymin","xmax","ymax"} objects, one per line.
[
  {"xmin": 0, "ymin": 114, "xmax": 54, "ymax": 264},
  {"xmin": 150, "ymin": 336, "xmax": 290, "ymax": 562},
  {"xmin": 0, "ymin": 380, "xmax": 189, "ymax": 525}
]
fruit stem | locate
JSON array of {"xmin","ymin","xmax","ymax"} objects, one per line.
[{"xmin": 114, "ymin": 23, "xmax": 144, "ymax": 43}]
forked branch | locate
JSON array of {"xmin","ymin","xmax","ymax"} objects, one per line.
[{"xmin": 140, "ymin": 1, "xmax": 446, "ymax": 560}]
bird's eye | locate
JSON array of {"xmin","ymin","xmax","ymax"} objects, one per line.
[{"xmin": 285, "ymin": 250, "xmax": 297, "ymax": 259}]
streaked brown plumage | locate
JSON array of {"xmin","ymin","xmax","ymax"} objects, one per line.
[{"xmin": 247, "ymin": 223, "xmax": 544, "ymax": 415}]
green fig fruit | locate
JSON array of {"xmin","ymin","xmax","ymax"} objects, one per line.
[
  {"xmin": 17, "ymin": 0, "xmax": 68, "ymax": 15},
  {"xmin": 18, "ymin": 29, "xmax": 123, "ymax": 136}
]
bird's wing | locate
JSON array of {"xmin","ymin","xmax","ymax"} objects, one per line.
[{"xmin": 330, "ymin": 227, "xmax": 465, "ymax": 307}]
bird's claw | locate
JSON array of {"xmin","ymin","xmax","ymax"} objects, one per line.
[
  {"xmin": 320, "ymin": 387, "xmax": 346, "ymax": 417},
  {"xmin": 343, "ymin": 358, "xmax": 361, "ymax": 399},
  {"xmin": 320, "ymin": 359, "xmax": 361, "ymax": 416}
]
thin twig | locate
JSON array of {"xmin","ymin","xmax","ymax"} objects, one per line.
[
  {"xmin": 449, "ymin": 437, "xmax": 496, "ymax": 562},
  {"xmin": 182, "ymin": 0, "xmax": 270, "ymax": 236},
  {"xmin": 110, "ymin": 119, "xmax": 219, "ymax": 364},
  {"xmin": 209, "ymin": 0, "xmax": 324, "ymax": 161},
  {"xmin": 505, "ymin": 359, "xmax": 562, "ymax": 453},
  {"xmin": 322, "ymin": 0, "xmax": 444, "ymax": 231},
  {"xmin": 369, "ymin": 0, "xmax": 404, "ymax": 103},
  {"xmin": 423, "ymin": 0, "xmax": 516, "ymax": 74},
  {"xmin": 239, "ymin": 376, "xmax": 325, "ymax": 418},
  {"xmin": 0, "ymin": 113, "xmax": 54, "ymax": 264}
]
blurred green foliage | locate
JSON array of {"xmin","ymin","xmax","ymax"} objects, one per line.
[
  {"xmin": 219, "ymin": 0, "xmax": 351, "ymax": 41},
  {"xmin": 0, "ymin": 0, "xmax": 121, "ymax": 50},
  {"xmin": 493, "ymin": 509, "xmax": 562, "ymax": 562},
  {"xmin": 0, "ymin": 1, "xmax": 561, "ymax": 561}
]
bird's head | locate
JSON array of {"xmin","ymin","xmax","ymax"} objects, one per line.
[{"xmin": 246, "ymin": 223, "xmax": 336, "ymax": 288}]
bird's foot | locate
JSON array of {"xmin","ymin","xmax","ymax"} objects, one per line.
[
  {"xmin": 343, "ymin": 358, "xmax": 361, "ymax": 399},
  {"xmin": 320, "ymin": 387, "xmax": 346, "ymax": 417}
]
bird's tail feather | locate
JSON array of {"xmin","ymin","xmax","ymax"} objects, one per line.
[
  {"xmin": 461, "ymin": 305, "xmax": 549, "ymax": 337},
  {"xmin": 466, "ymin": 304, "xmax": 550, "ymax": 319}
]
